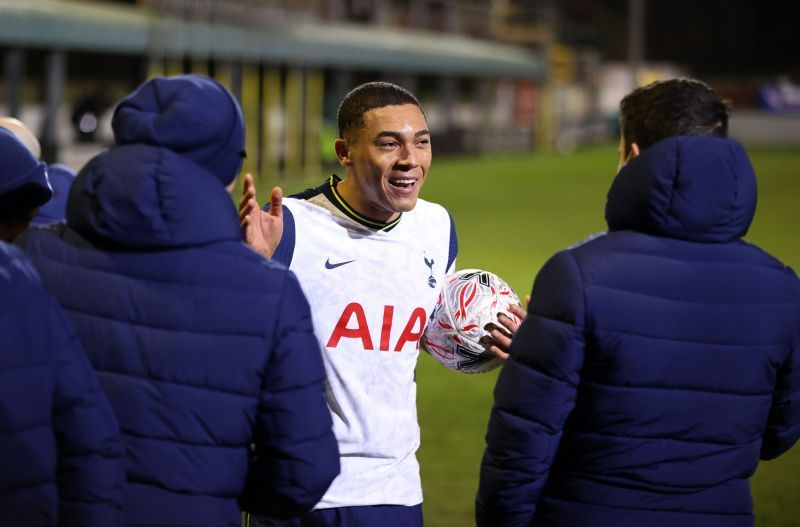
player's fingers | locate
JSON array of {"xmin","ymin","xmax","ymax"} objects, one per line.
[
  {"xmin": 485, "ymin": 321, "xmax": 512, "ymax": 339},
  {"xmin": 268, "ymin": 186, "xmax": 283, "ymax": 218},
  {"xmin": 490, "ymin": 328, "xmax": 513, "ymax": 351},
  {"xmin": 238, "ymin": 191, "xmax": 252, "ymax": 213},
  {"xmin": 496, "ymin": 313, "xmax": 520, "ymax": 335},
  {"xmin": 524, "ymin": 294, "xmax": 531, "ymax": 307},
  {"xmin": 487, "ymin": 345, "xmax": 510, "ymax": 361},
  {"xmin": 238, "ymin": 184, "xmax": 257, "ymax": 213},
  {"xmin": 479, "ymin": 335, "xmax": 510, "ymax": 360},
  {"xmin": 508, "ymin": 304, "xmax": 527, "ymax": 321},
  {"xmin": 242, "ymin": 173, "xmax": 254, "ymax": 194},
  {"xmin": 238, "ymin": 198, "xmax": 251, "ymax": 219},
  {"xmin": 249, "ymin": 198, "xmax": 262, "ymax": 215},
  {"xmin": 238, "ymin": 198, "xmax": 257, "ymax": 222}
]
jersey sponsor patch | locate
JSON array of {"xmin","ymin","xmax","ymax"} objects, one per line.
[{"xmin": 326, "ymin": 302, "xmax": 427, "ymax": 352}]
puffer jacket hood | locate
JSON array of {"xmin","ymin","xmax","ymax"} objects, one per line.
[
  {"xmin": 0, "ymin": 127, "xmax": 51, "ymax": 223},
  {"xmin": 68, "ymin": 143, "xmax": 242, "ymax": 249},
  {"xmin": 112, "ymin": 75, "xmax": 245, "ymax": 186},
  {"xmin": 605, "ymin": 136, "xmax": 757, "ymax": 243}
]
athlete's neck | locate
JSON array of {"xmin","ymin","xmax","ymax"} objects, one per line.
[{"xmin": 336, "ymin": 177, "xmax": 400, "ymax": 224}]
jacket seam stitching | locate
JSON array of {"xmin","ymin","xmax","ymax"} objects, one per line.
[
  {"xmin": 568, "ymin": 429, "xmax": 762, "ymax": 446},
  {"xmin": 542, "ymin": 495, "xmax": 753, "ymax": 517},
  {"xmin": 68, "ymin": 309, "xmax": 269, "ymax": 338},
  {"xmin": 122, "ymin": 428, "xmax": 244, "ymax": 449},
  {"xmin": 100, "ymin": 369, "xmax": 257, "ymax": 399},
  {"xmin": 593, "ymin": 327, "xmax": 787, "ymax": 347},
  {"xmin": 586, "ymin": 282, "xmax": 799, "ymax": 306},
  {"xmin": 582, "ymin": 380, "xmax": 774, "ymax": 397},
  {"xmin": 33, "ymin": 252, "xmax": 282, "ymax": 296}
]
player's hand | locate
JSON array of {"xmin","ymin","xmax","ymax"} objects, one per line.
[
  {"xmin": 483, "ymin": 295, "xmax": 530, "ymax": 361},
  {"xmin": 239, "ymin": 173, "xmax": 283, "ymax": 259}
]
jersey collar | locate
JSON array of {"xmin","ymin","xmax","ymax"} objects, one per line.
[{"xmin": 323, "ymin": 175, "xmax": 402, "ymax": 232}]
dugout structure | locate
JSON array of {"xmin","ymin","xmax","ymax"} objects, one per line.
[{"xmin": 0, "ymin": 0, "xmax": 544, "ymax": 189}]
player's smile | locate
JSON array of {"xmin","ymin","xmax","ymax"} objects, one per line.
[
  {"xmin": 387, "ymin": 175, "xmax": 421, "ymax": 197},
  {"xmin": 388, "ymin": 177, "xmax": 417, "ymax": 190}
]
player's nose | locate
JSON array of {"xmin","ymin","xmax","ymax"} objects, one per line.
[{"xmin": 396, "ymin": 144, "xmax": 420, "ymax": 170}]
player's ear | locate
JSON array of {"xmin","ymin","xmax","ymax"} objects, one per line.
[
  {"xmin": 335, "ymin": 138, "xmax": 352, "ymax": 167},
  {"xmin": 619, "ymin": 141, "xmax": 640, "ymax": 171}
]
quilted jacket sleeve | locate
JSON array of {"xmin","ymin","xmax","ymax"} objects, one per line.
[
  {"xmin": 476, "ymin": 250, "xmax": 585, "ymax": 527},
  {"xmin": 241, "ymin": 271, "xmax": 339, "ymax": 518},
  {"xmin": 761, "ymin": 322, "xmax": 800, "ymax": 460},
  {"xmin": 50, "ymin": 295, "xmax": 126, "ymax": 527}
]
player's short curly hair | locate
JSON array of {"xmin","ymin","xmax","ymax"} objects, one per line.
[
  {"xmin": 337, "ymin": 82, "xmax": 424, "ymax": 140},
  {"xmin": 620, "ymin": 78, "xmax": 731, "ymax": 156}
]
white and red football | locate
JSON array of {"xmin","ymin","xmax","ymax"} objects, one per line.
[{"xmin": 422, "ymin": 269, "xmax": 522, "ymax": 373}]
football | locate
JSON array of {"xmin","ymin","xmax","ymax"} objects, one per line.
[{"xmin": 422, "ymin": 269, "xmax": 522, "ymax": 373}]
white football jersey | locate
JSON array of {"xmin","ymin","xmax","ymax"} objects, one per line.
[{"xmin": 273, "ymin": 176, "xmax": 457, "ymax": 509}]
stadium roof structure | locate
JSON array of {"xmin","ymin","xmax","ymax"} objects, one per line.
[{"xmin": 0, "ymin": 0, "xmax": 545, "ymax": 80}]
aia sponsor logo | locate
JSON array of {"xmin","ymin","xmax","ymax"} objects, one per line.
[{"xmin": 327, "ymin": 302, "xmax": 427, "ymax": 352}]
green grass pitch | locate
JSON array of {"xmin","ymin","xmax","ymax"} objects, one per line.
[{"xmin": 266, "ymin": 143, "xmax": 800, "ymax": 527}]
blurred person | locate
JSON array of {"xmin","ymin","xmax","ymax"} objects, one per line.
[
  {"xmin": 0, "ymin": 127, "xmax": 51, "ymax": 242},
  {"xmin": 240, "ymin": 81, "xmax": 522, "ymax": 527},
  {"xmin": 16, "ymin": 75, "xmax": 339, "ymax": 527},
  {"xmin": 32, "ymin": 164, "xmax": 76, "ymax": 226},
  {"xmin": 0, "ymin": 128, "xmax": 125, "ymax": 526},
  {"xmin": 0, "ymin": 116, "xmax": 41, "ymax": 158},
  {"xmin": 71, "ymin": 90, "xmax": 110, "ymax": 143},
  {"xmin": 0, "ymin": 116, "xmax": 77, "ymax": 225},
  {"xmin": 477, "ymin": 78, "xmax": 800, "ymax": 527},
  {"xmin": 757, "ymin": 75, "xmax": 800, "ymax": 113}
]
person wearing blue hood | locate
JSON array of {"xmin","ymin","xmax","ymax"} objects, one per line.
[
  {"xmin": 0, "ymin": 116, "xmax": 77, "ymax": 227},
  {"xmin": 16, "ymin": 75, "xmax": 339, "ymax": 526},
  {"xmin": 0, "ymin": 125, "xmax": 52, "ymax": 242},
  {"xmin": 0, "ymin": 127, "xmax": 125, "ymax": 525},
  {"xmin": 476, "ymin": 78, "xmax": 800, "ymax": 527},
  {"xmin": 32, "ymin": 164, "xmax": 77, "ymax": 226}
]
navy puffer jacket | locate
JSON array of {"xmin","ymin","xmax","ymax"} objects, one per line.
[
  {"xmin": 477, "ymin": 136, "xmax": 800, "ymax": 527},
  {"xmin": 0, "ymin": 242, "xmax": 124, "ymax": 526},
  {"xmin": 17, "ymin": 144, "xmax": 339, "ymax": 526}
]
